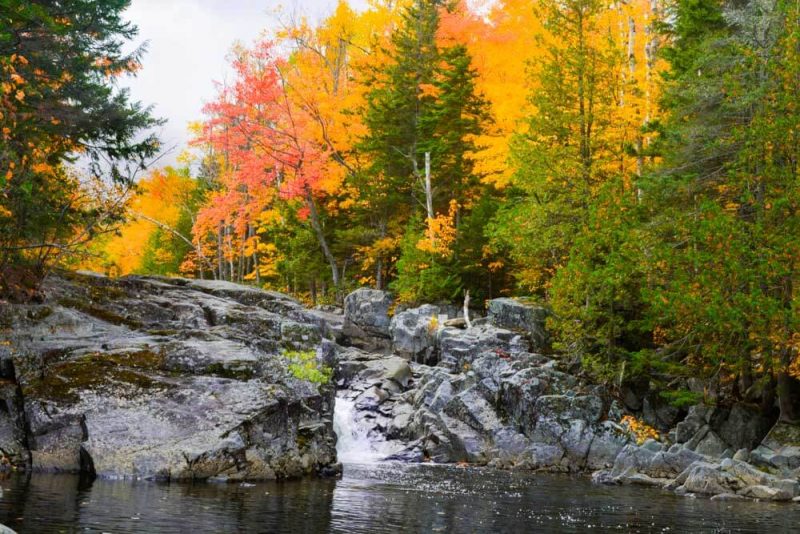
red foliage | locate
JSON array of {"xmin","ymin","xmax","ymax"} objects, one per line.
[{"xmin": 193, "ymin": 40, "xmax": 330, "ymax": 243}]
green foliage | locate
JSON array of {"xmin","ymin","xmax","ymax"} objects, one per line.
[
  {"xmin": 391, "ymin": 216, "xmax": 462, "ymax": 304},
  {"xmin": 285, "ymin": 350, "xmax": 332, "ymax": 385},
  {"xmin": 636, "ymin": 0, "xmax": 800, "ymax": 416},
  {"xmin": 0, "ymin": 0, "xmax": 161, "ymax": 298},
  {"xmin": 660, "ymin": 389, "xmax": 703, "ymax": 409},
  {"xmin": 355, "ymin": 0, "xmax": 493, "ymax": 297},
  {"xmin": 490, "ymin": 0, "xmax": 623, "ymax": 293},
  {"xmin": 549, "ymin": 177, "xmax": 651, "ymax": 370}
]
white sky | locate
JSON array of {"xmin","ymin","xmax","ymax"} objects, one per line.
[{"xmin": 121, "ymin": 0, "xmax": 368, "ymax": 166}]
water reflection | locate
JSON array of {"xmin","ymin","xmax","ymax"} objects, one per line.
[{"xmin": 1, "ymin": 464, "xmax": 799, "ymax": 533}]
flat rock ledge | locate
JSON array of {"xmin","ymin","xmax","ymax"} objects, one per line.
[{"xmin": 0, "ymin": 272, "xmax": 340, "ymax": 482}]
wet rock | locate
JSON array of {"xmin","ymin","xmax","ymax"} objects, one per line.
[
  {"xmin": 355, "ymin": 386, "xmax": 390, "ymax": 411},
  {"xmin": 355, "ymin": 357, "xmax": 412, "ymax": 389},
  {"xmin": 738, "ymin": 485, "xmax": 793, "ymax": 501},
  {"xmin": 619, "ymin": 472, "xmax": 668, "ymax": 487},
  {"xmin": 0, "ymin": 364, "xmax": 29, "ymax": 469}
]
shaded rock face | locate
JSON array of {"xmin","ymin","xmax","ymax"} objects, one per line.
[
  {"xmin": 671, "ymin": 403, "xmax": 778, "ymax": 458},
  {"xmin": 0, "ymin": 272, "xmax": 338, "ymax": 481},
  {"xmin": 334, "ymin": 290, "xmax": 800, "ymax": 503},
  {"xmin": 486, "ymin": 298, "xmax": 549, "ymax": 352},
  {"xmin": 339, "ymin": 331, "xmax": 630, "ymax": 472},
  {"xmin": 342, "ymin": 289, "xmax": 393, "ymax": 352}
]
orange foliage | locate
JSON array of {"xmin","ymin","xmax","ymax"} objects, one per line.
[
  {"xmin": 620, "ymin": 415, "xmax": 660, "ymax": 445},
  {"xmin": 417, "ymin": 199, "xmax": 459, "ymax": 257}
]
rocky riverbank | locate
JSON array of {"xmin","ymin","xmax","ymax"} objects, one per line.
[
  {"xmin": 0, "ymin": 271, "xmax": 340, "ymax": 481},
  {"xmin": 2, "ymin": 273, "xmax": 799, "ymax": 503},
  {"xmin": 336, "ymin": 288, "xmax": 800, "ymax": 503}
]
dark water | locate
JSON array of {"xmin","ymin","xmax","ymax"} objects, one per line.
[{"xmin": 1, "ymin": 463, "xmax": 798, "ymax": 533}]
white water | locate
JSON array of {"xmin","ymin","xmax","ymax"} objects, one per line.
[{"xmin": 333, "ymin": 395, "xmax": 404, "ymax": 464}]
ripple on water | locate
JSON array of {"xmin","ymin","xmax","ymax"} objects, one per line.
[{"xmin": 1, "ymin": 464, "xmax": 799, "ymax": 533}]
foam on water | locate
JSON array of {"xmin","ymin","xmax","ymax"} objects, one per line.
[{"xmin": 333, "ymin": 395, "xmax": 403, "ymax": 464}]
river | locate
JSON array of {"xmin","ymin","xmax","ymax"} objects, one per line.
[
  {"xmin": 1, "ymin": 395, "xmax": 799, "ymax": 533},
  {"xmin": 1, "ymin": 463, "xmax": 799, "ymax": 532}
]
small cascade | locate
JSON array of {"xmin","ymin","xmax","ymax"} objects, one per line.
[{"xmin": 333, "ymin": 395, "xmax": 404, "ymax": 464}]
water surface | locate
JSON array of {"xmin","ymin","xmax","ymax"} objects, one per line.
[{"xmin": 1, "ymin": 463, "xmax": 799, "ymax": 533}]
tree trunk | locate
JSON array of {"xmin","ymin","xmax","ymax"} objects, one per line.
[
  {"xmin": 305, "ymin": 190, "xmax": 340, "ymax": 291},
  {"xmin": 778, "ymin": 350, "xmax": 800, "ymax": 423},
  {"xmin": 217, "ymin": 222, "xmax": 224, "ymax": 281}
]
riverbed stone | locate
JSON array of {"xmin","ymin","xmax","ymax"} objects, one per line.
[{"xmin": 679, "ymin": 462, "xmax": 736, "ymax": 495}]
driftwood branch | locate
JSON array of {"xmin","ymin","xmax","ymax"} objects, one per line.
[{"xmin": 463, "ymin": 289, "xmax": 472, "ymax": 329}]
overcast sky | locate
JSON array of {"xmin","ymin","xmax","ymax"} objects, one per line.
[{"xmin": 121, "ymin": 0, "xmax": 367, "ymax": 166}]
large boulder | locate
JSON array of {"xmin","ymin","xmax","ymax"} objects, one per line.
[
  {"xmin": 438, "ymin": 324, "xmax": 528, "ymax": 371},
  {"xmin": 389, "ymin": 304, "xmax": 446, "ymax": 364},
  {"xmin": 342, "ymin": 289, "xmax": 393, "ymax": 351},
  {"xmin": 0, "ymin": 272, "xmax": 339, "ymax": 481},
  {"xmin": 751, "ymin": 421, "xmax": 800, "ymax": 473},
  {"xmin": 674, "ymin": 458, "xmax": 799, "ymax": 500},
  {"xmin": 486, "ymin": 298, "xmax": 549, "ymax": 351}
]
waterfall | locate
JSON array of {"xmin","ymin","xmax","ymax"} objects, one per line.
[{"xmin": 333, "ymin": 395, "xmax": 403, "ymax": 464}]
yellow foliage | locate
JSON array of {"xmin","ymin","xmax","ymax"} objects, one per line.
[
  {"xmin": 81, "ymin": 168, "xmax": 196, "ymax": 275},
  {"xmin": 620, "ymin": 415, "xmax": 660, "ymax": 445},
  {"xmin": 417, "ymin": 199, "xmax": 458, "ymax": 257}
]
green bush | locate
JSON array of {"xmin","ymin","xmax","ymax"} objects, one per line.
[{"xmin": 284, "ymin": 350, "xmax": 332, "ymax": 385}]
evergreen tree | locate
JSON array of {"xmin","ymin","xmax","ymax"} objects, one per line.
[
  {"xmin": 628, "ymin": 0, "xmax": 800, "ymax": 416},
  {"xmin": 490, "ymin": 0, "xmax": 625, "ymax": 295},
  {"xmin": 0, "ymin": 0, "xmax": 161, "ymax": 297},
  {"xmin": 358, "ymin": 0, "xmax": 491, "ymax": 301}
]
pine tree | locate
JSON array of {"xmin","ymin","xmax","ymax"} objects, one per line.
[
  {"xmin": 357, "ymin": 0, "xmax": 491, "ymax": 300},
  {"xmin": 491, "ymin": 0, "xmax": 626, "ymax": 294},
  {"xmin": 0, "ymin": 0, "xmax": 161, "ymax": 297},
  {"xmin": 639, "ymin": 0, "xmax": 800, "ymax": 417}
]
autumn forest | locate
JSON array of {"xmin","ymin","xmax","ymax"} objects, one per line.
[{"xmin": 3, "ymin": 0, "xmax": 800, "ymax": 417}]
